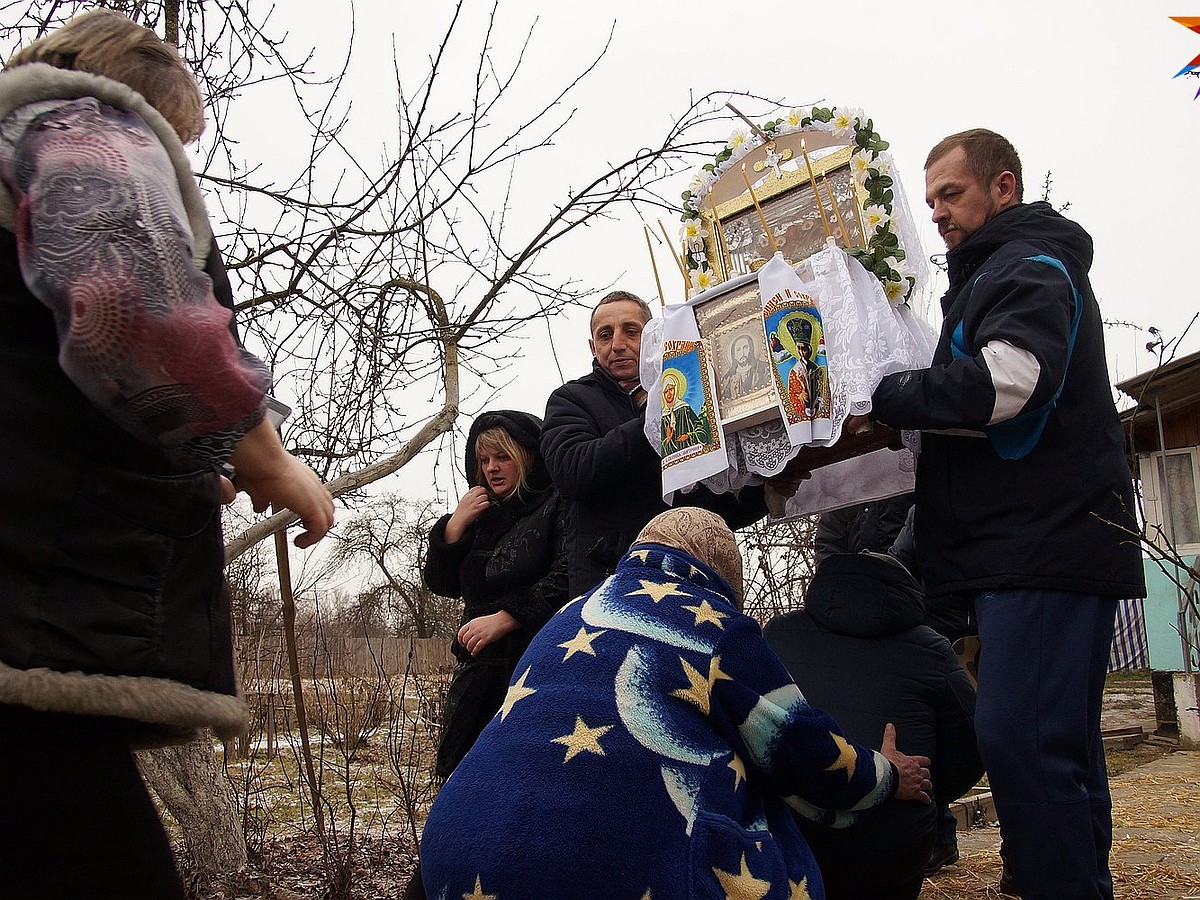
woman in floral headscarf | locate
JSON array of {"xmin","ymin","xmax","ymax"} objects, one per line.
[{"xmin": 420, "ymin": 507, "xmax": 931, "ymax": 899}]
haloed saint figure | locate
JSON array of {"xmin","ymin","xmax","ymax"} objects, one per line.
[{"xmin": 660, "ymin": 370, "xmax": 712, "ymax": 456}]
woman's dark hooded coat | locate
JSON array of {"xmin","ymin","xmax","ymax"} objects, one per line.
[{"xmin": 423, "ymin": 410, "xmax": 568, "ymax": 776}]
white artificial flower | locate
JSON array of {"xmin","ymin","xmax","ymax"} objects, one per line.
[
  {"xmin": 863, "ymin": 204, "xmax": 891, "ymax": 232},
  {"xmin": 681, "ymin": 219, "xmax": 710, "ymax": 243},
  {"xmin": 690, "ymin": 267, "xmax": 716, "ymax": 292},
  {"xmin": 883, "ymin": 279, "xmax": 907, "ymax": 305},
  {"xmin": 727, "ymin": 128, "xmax": 750, "ymax": 153},
  {"xmin": 830, "ymin": 107, "xmax": 861, "ymax": 138},
  {"xmin": 689, "ymin": 171, "xmax": 708, "ymax": 192},
  {"xmin": 851, "ymin": 150, "xmax": 875, "ymax": 180},
  {"xmin": 873, "ymin": 151, "xmax": 894, "ymax": 175},
  {"xmin": 891, "ymin": 256, "xmax": 915, "ymax": 281}
]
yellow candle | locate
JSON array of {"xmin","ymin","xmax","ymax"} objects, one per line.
[
  {"xmin": 740, "ymin": 164, "xmax": 780, "ymax": 255},
  {"xmin": 822, "ymin": 174, "xmax": 852, "ymax": 247},
  {"xmin": 658, "ymin": 219, "xmax": 689, "ymax": 297},
  {"xmin": 644, "ymin": 225, "xmax": 666, "ymax": 308},
  {"xmin": 800, "ymin": 138, "xmax": 833, "ymax": 240},
  {"xmin": 851, "ymin": 181, "xmax": 869, "ymax": 248},
  {"xmin": 708, "ymin": 188, "xmax": 730, "ymax": 281}
]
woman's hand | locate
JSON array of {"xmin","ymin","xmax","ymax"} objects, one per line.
[
  {"xmin": 880, "ymin": 723, "xmax": 933, "ymax": 804},
  {"xmin": 227, "ymin": 420, "xmax": 335, "ymax": 548},
  {"xmin": 443, "ymin": 486, "xmax": 492, "ymax": 544},
  {"xmin": 457, "ymin": 610, "xmax": 520, "ymax": 656}
]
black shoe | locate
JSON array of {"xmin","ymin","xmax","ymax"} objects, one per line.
[
  {"xmin": 923, "ymin": 842, "xmax": 960, "ymax": 874},
  {"xmin": 998, "ymin": 861, "xmax": 1021, "ymax": 896}
]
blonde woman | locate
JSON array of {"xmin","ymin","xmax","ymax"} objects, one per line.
[
  {"xmin": 423, "ymin": 410, "xmax": 568, "ymax": 777},
  {"xmin": 404, "ymin": 410, "xmax": 568, "ymax": 899}
]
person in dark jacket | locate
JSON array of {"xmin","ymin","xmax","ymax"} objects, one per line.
[
  {"xmin": 541, "ymin": 290, "xmax": 770, "ymax": 597},
  {"xmin": 765, "ymin": 552, "xmax": 983, "ymax": 899},
  {"xmin": 813, "ymin": 492, "xmax": 915, "ymax": 564},
  {"xmin": 424, "ymin": 409, "xmax": 569, "ymax": 778},
  {"xmin": 868, "ymin": 129, "xmax": 1145, "ymax": 900},
  {"xmin": 404, "ymin": 410, "xmax": 569, "ymax": 900},
  {"xmin": 820, "ymin": 496, "xmax": 974, "ymax": 877},
  {"xmin": 0, "ymin": 12, "xmax": 334, "ymax": 900},
  {"xmin": 405, "ymin": 410, "xmax": 568, "ymax": 900}
]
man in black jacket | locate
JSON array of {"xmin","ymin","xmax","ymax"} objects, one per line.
[
  {"xmin": 541, "ymin": 291, "xmax": 769, "ymax": 598},
  {"xmin": 869, "ymin": 129, "xmax": 1144, "ymax": 900}
]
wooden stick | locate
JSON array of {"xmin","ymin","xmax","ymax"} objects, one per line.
[
  {"xmin": 708, "ymin": 188, "xmax": 730, "ymax": 281},
  {"xmin": 643, "ymin": 225, "xmax": 666, "ymax": 308},
  {"xmin": 724, "ymin": 101, "xmax": 771, "ymax": 142},
  {"xmin": 740, "ymin": 164, "xmax": 780, "ymax": 256},
  {"xmin": 822, "ymin": 174, "xmax": 852, "ymax": 247},
  {"xmin": 799, "ymin": 138, "xmax": 833, "ymax": 240}
]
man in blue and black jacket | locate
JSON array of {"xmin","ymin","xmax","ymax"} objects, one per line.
[{"xmin": 869, "ymin": 129, "xmax": 1144, "ymax": 900}]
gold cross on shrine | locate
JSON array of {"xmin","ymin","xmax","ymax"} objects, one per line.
[{"xmin": 753, "ymin": 140, "xmax": 793, "ymax": 179}]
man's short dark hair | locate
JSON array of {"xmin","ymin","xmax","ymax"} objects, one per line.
[
  {"xmin": 590, "ymin": 290, "xmax": 652, "ymax": 331},
  {"xmin": 926, "ymin": 128, "xmax": 1024, "ymax": 202}
]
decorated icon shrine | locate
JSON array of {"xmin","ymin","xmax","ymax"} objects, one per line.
[{"xmin": 640, "ymin": 106, "xmax": 938, "ymax": 517}]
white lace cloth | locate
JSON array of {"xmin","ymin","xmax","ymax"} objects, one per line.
[{"xmin": 641, "ymin": 247, "xmax": 936, "ymax": 516}]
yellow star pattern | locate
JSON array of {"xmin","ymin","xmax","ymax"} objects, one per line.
[
  {"xmin": 682, "ymin": 598, "xmax": 728, "ymax": 629},
  {"xmin": 727, "ymin": 752, "xmax": 747, "ymax": 791},
  {"xmin": 558, "ymin": 626, "xmax": 606, "ymax": 661},
  {"xmin": 712, "ymin": 853, "xmax": 771, "ymax": 900},
  {"xmin": 462, "ymin": 875, "xmax": 497, "ymax": 900},
  {"xmin": 824, "ymin": 732, "xmax": 857, "ymax": 780},
  {"xmin": 640, "ymin": 892, "xmax": 652, "ymax": 900},
  {"xmin": 670, "ymin": 655, "xmax": 732, "ymax": 714},
  {"xmin": 670, "ymin": 657, "xmax": 713, "ymax": 713},
  {"xmin": 789, "ymin": 876, "xmax": 812, "ymax": 900},
  {"xmin": 629, "ymin": 549, "xmax": 652, "ymax": 563},
  {"xmin": 628, "ymin": 579, "xmax": 686, "ymax": 603},
  {"xmin": 551, "ymin": 715, "xmax": 612, "ymax": 762},
  {"xmin": 497, "ymin": 667, "xmax": 536, "ymax": 721},
  {"xmin": 708, "ymin": 655, "xmax": 732, "ymax": 687}
]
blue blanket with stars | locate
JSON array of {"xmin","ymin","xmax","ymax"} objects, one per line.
[{"xmin": 420, "ymin": 542, "xmax": 898, "ymax": 900}]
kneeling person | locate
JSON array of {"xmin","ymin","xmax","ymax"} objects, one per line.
[{"xmin": 420, "ymin": 508, "xmax": 931, "ymax": 899}]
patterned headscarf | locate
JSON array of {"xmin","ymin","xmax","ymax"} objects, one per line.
[{"xmin": 635, "ymin": 508, "xmax": 744, "ymax": 608}]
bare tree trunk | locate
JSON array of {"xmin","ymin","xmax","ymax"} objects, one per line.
[{"xmin": 137, "ymin": 733, "xmax": 248, "ymax": 875}]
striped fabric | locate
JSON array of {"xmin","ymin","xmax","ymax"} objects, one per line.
[{"xmin": 1109, "ymin": 598, "xmax": 1149, "ymax": 671}]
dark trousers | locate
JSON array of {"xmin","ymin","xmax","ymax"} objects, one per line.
[
  {"xmin": 936, "ymin": 804, "xmax": 958, "ymax": 845},
  {"xmin": 0, "ymin": 705, "xmax": 185, "ymax": 900},
  {"xmin": 974, "ymin": 589, "xmax": 1116, "ymax": 900}
]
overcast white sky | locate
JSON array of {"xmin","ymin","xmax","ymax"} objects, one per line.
[{"xmin": 279, "ymin": 0, "xmax": 1200, "ymax": 497}]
